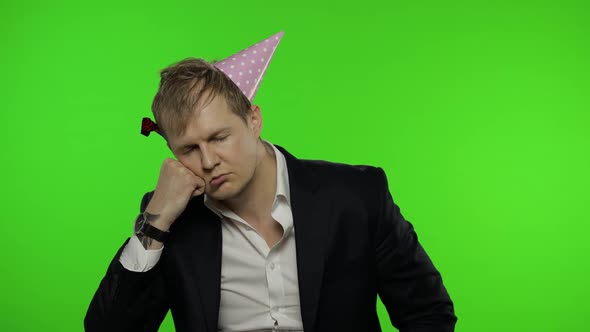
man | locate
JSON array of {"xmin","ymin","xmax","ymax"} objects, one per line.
[{"xmin": 85, "ymin": 32, "xmax": 457, "ymax": 332}]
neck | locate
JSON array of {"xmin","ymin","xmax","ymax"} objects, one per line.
[{"xmin": 222, "ymin": 140, "xmax": 277, "ymax": 224}]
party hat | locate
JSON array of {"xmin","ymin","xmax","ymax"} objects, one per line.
[{"xmin": 214, "ymin": 31, "xmax": 284, "ymax": 101}]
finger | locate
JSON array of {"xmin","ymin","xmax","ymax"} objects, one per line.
[{"xmin": 192, "ymin": 186, "xmax": 205, "ymax": 197}]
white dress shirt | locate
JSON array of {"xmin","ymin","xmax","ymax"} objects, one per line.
[{"xmin": 119, "ymin": 140, "xmax": 304, "ymax": 332}]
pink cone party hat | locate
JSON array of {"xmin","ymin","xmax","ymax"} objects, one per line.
[
  {"xmin": 141, "ymin": 31, "xmax": 284, "ymax": 137},
  {"xmin": 214, "ymin": 31, "xmax": 284, "ymax": 102}
]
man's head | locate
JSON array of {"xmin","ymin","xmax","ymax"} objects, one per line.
[
  {"xmin": 152, "ymin": 58, "xmax": 252, "ymax": 140},
  {"xmin": 152, "ymin": 58, "xmax": 267, "ymax": 201}
]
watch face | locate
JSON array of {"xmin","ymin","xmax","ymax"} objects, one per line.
[{"xmin": 134, "ymin": 213, "xmax": 146, "ymax": 234}]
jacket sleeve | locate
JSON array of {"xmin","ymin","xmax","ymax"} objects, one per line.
[
  {"xmin": 373, "ymin": 167, "xmax": 457, "ymax": 332},
  {"xmin": 84, "ymin": 191, "xmax": 170, "ymax": 332}
]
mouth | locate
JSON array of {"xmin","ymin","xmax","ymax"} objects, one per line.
[{"xmin": 210, "ymin": 174, "xmax": 228, "ymax": 187}]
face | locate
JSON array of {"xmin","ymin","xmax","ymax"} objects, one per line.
[{"xmin": 166, "ymin": 92, "xmax": 263, "ymax": 201}]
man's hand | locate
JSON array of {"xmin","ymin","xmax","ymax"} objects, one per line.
[{"xmin": 145, "ymin": 158, "xmax": 205, "ymax": 232}]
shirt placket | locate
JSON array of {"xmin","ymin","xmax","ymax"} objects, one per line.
[{"xmin": 266, "ymin": 247, "xmax": 284, "ymax": 324}]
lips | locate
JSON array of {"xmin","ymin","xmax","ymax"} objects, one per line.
[{"xmin": 210, "ymin": 174, "xmax": 228, "ymax": 186}]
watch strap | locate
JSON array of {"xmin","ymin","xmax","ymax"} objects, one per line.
[{"xmin": 139, "ymin": 217, "xmax": 170, "ymax": 243}]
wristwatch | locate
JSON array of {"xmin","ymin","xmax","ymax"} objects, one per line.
[{"xmin": 134, "ymin": 212, "xmax": 170, "ymax": 243}]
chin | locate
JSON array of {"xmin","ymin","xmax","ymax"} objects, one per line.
[{"xmin": 208, "ymin": 183, "xmax": 235, "ymax": 200}]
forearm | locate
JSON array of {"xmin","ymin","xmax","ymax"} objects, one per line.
[
  {"xmin": 85, "ymin": 239, "xmax": 168, "ymax": 331},
  {"xmin": 85, "ymin": 191, "xmax": 170, "ymax": 330}
]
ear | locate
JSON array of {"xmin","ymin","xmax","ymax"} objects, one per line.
[{"xmin": 248, "ymin": 105, "xmax": 263, "ymax": 137}]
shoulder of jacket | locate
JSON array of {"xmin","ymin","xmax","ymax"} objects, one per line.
[{"xmin": 299, "ymin": 158, "xmax": 386, "ymax": 191}]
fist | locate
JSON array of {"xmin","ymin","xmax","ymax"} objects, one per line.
[{"xmin": 145, "ymin": 158, "xmax": 205, "ymax": 228}]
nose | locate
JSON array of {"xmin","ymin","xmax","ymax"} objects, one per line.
[{"xmin": 200, "ymin": 145, "xmax": 219, "ymax": 170}]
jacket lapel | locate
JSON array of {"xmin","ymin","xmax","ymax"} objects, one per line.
[
  {"xmin": 171, "ymin": 201, "xmax": 222, "ymax": 332},
  {"xmin": 276, "ymin": 144, "xmax": 332, "ymax": 332}
]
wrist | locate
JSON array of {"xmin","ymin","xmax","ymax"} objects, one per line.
[
  {"xmin": 143, "ymin": 210, "xmax": 173, "ymax": 230},
  {"xmin": 149, "ymin": 219, "xmax": 172, "ymax": 232},
  {"xmin": 134, "ymin": 211, "xmax": 172, "ymax": 245}
]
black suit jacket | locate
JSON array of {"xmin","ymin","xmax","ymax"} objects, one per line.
[{"xmin": 85, "ymin": 144, "xmax": 457, "ymax": 332}]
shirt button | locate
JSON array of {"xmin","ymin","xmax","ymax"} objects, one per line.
[{"xmin": 269, "ymin": 262, "xmax": 275, "ymax": 270}]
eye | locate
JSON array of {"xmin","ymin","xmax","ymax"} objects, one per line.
[{"xmin": 214, "ymin": 136, "xmax": 227, "ymax": 142}]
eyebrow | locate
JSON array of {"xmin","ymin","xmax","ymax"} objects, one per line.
[{"xmin": 173, "ymin": 127, "xmax": 231, "ymax": 151}]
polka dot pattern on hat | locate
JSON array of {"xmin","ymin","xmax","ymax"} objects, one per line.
[{"xmin": 215, "ymin": 31, "xmax": 284, "ymax": 101}]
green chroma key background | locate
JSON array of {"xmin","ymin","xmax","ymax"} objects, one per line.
[{"xmin": 1, "ymin": 0, "xmax": 588, "ymax": 331}]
